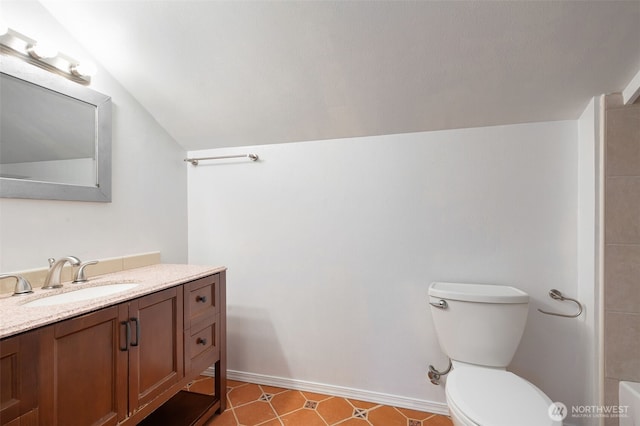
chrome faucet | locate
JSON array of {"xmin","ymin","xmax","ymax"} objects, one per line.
[
  {"xmin": 0, "ymin": 274, "xmax": 33, "ymax": 296},
  {"xmin": 73, "ymin": 260, "xmax": 99, "ymax": 283},
  {"xmin": 43, "ymin": 256, "xmax": 81, "ymax": 289}
]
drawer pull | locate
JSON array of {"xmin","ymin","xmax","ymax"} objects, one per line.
[
  {"xmin": 196, "ymin": 295, "xmax": 207, "ymax": 303},
  {"xmin": 196, "ymin": 337, "xmax": 207, "ymax": 346}
]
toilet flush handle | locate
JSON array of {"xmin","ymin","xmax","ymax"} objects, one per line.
[{"xmin": 429, "ymin": 299, "xmax": 448, "ymax": 309}]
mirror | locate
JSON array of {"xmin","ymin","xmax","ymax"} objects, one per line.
[{"xmin": 0, "ymin": 54, "xmax": 111, "ymax": 202}]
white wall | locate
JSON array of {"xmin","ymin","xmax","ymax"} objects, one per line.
[
  {"xmin": 188, "ymin": 120, "xmax": 587, "ymax": 414},
  {"xmin": 576, "ymin": 97, "xmax": 602, "ymax": 425},
  {"xmin": 0, "ymin": 1, "xmax": 188, "ymax": 272},
  {"xmin": 0, "ymin": 2, "xmax": 601, "ymax": 420}
]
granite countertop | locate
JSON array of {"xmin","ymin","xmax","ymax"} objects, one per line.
[{"xmin": 0, "ymin": 263, "xmax": 226, "ymax": 339}]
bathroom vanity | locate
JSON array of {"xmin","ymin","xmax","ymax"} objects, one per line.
[{"xmin": 0, "ymin": 264, "xmax": 226, "ymax": 426}]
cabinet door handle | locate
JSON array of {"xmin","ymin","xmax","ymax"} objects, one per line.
[
  {"xmin": 196, "ymin": 295, "xmax": 207, "ymax": 303},
  {"xmin": 120, "ymin": 321, "xmax": 130, "ymax": 351},
  {"xmin": 196, "ymin": 337, "xmax": 207, "ymax": 345},
  {"xmin": 130, "ymin": 317, "xmax": 140, "ymax": 347}
]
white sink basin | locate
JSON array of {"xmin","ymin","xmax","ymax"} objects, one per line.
[{"xmin": 24, "ymin": 283, "xmax": 138, "ymax": 307}]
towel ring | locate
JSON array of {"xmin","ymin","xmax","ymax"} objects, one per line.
[{"xmin": 538, "ymin": 289, "xmax": 583, "ymax": 318}]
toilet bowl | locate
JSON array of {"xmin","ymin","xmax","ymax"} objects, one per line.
[
  {"xmin": 445, "ymin": 366, "xmax": 559, "ymax": 426},
  {"xmin": 428, "ymin": 282, "xmax": 561, "ymax": 426}
]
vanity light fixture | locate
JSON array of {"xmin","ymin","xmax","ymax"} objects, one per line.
[
  {"xmin": 0, "ymin": 26, "xmax": 95, "ymax": 85},
  {"xmin": 70, "ymin": 61, "xmax": 97, "ymax": 78},
  {"xmin": 27, "ymin": 42, "xmax": 59, "ymax": 60}
]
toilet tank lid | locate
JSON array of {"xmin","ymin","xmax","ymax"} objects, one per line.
[{"xmin": 429, "ymin": 282, "xmax": 529, "ymax": 303}]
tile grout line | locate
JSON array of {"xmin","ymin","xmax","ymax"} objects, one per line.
[
  {"xmin": 392, "ymin": 406, "xmax": 426, "ymax": 426},
  {"xmin": 207, "ymin": 379, "xmax": 451, "ymax": 426},
  {"xmin": 324, "ymin": 396, "xmax": 375, "ymax": 426},
  {"xmin": 295, "ymin": 391, "xmax": 331, "ymax": 426},
  {"xmin": 332, "ymin": 415, "xmax": 373, "ymax": 426},
  {"xmin": 345, "ymin": 398, "xmax": 380, "ymax": 426},
  {"xmin": 258, "ymin": 384, "xmax": 284, "ymax": 426},
  {"xmin": 299, "ymin": 390, "xmax": 330, "ymax": 426},
  {"xmin": 225, "ymin": 385, "xmax": 241, "ymax": 426},
  {"xmin": 230, "ymin": 406, "xmax": 240, "ymax": 426}
]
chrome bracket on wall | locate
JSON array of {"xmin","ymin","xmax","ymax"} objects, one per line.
[
  {"xmin": 538, "ymin": 289, "xmax": 583, "ymax": 318},
  {"xmin": 183, "ymin": 153, "xmax": 259, "ymax": 166},
  {"xmin": 427, "ymin": 358, "xmax": 452, "ymax": 385}
]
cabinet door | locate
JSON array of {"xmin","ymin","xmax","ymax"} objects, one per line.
[
  {"xmin": 128, "ymin": 287, "xmax": 184, "ymax": 414},
  {"xmin": 0, "ymin": 331, "xmax": 39, "ymax": 426},
  {"xmin": 39, "ymin": 305, "xmax": 129, "ymax": 426}
]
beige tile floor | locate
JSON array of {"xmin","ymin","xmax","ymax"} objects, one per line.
[{"xmin": 186, "ymin": 376, "xmax": 453, "ymax": 426}]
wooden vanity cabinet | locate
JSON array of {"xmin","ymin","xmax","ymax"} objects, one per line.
[
  {"xmin": 0, "ymin": 330, "xmax": 39, "ymax": 426},
  {"xmin": 0, "ymin": 270, "xmax": 225, "ymax": 426}
]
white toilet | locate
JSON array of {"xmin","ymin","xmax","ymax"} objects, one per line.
[{"xmin": 428, "ymin": 282, "xmax": 562, "ymax": 426}]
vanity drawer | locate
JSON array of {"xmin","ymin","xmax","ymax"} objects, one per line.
[
  {"xmin": 185, "ymin": 317, "xmax": 220, "ymax": 374},
  {"xmin": 184, "ymin": 274, "xmax": 219, "ymax": 330}
]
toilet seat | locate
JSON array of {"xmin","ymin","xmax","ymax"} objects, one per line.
[{"xmin": 446, "ymin": 367, "xmax": 560, "ymax": 426}]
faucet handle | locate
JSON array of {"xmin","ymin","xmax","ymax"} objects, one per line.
[
  {"xmin": 73, "ymin": 260, "xmax": 99, "ymax": 284},
  {"xmin": 48, "ymin": 257, "xmax": 56, "ymax": 268},
  {"xmin": 0, "ymin": 274, "xmax": 34, "ymax": 296}
]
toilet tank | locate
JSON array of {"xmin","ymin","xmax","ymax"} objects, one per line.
[{"xmin": 428, "ymin": 282, "xmax": 529, "ymax": 368}]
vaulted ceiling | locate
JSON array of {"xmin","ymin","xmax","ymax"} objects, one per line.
[{"xmin": 40, "ymin": 0, "xmax": 640, "ymax": 151}]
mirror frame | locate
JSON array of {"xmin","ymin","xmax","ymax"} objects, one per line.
[{"xmin": 0, "ymin": 54, "xmax": 112, "ymax": 202}]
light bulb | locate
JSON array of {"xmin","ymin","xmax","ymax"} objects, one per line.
[
  {"xmin": 70, "ymin": 62, "xmax": 97, "ymax": 78},
  {"xmin": 27, "ymin": 42, "xmax": 58, "ymax": 59}
]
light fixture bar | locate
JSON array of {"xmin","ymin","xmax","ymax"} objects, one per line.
[
  {"xmin": 0, "ymin": 26, "xmax": 94, "ymax": 85},
  {"xmin": 27, "ymin": 42, "xmax": 59, "ymax": 60}
]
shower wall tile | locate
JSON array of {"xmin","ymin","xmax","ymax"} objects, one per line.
[
  {"xmin": 606, "ymin": 106, "xmax": 640, "ymax": 176},
  {"xmin": 605, "ymin": 177, "xmax": 640, "ymax": 244},
  {"xmin": 605, "ymin": 244, "xmax": 640, "ymax": 313},
  {"xmin": 604, "ymin": 98, "xmax": 640, "ymax": 424},
  {"xmin": 604, "ymin": 378, "xmax": 620, "ymax": 407},
  {"xmin": 604, "ymin": 311, "xmax": 640, "ymax": 382},
  {"xmin": 603, "ymin": 378, "xmax": 620, "ymax": 426}
]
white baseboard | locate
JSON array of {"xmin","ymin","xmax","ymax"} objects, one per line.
[{"xmin": 204, "ymin": 367, "xmax": 449, "ymax": 416}]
